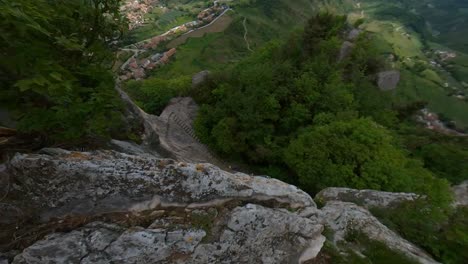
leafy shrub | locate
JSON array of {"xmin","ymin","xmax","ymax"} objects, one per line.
[
  {"xmin": 123, "ymin": 75, "xmax": 191, "ymax": 115},
  {"xmin": 372, "ymin": 201, "xmax": 468, "ymax": 264},
  {"xmin": 0, "ymin": 0, "xmax": 127, "ymax": 143}
]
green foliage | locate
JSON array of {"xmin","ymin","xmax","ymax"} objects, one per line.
[
  {"xmin": 195, "ymin": 15, "xmax": 356, "ymax": 166},
  {"xmin": 0, "ymin": 0, "xmax": 127, "ymax": 143},
  {"xmin": 397, "ymin": 125, "xmax": 468, "ymax": 184},
  {"xmin": 346, "ymin": 231, "xmax": 419, "ymax": 264},
  {"xmin": 284, "ymin": 118, "xmax": 451, "ymax": 197},
  {"xmin": 320, "ymin": 234, "xmax": 418, "ymax": 264},
  {"xmin": 195, "ymin": 14, "xmax": 450, "ymax": 205},
  {"xmin": 123, "ymin": 75, "xmax": 192, "ymax": 115},
  {"xmin": 416, "ymin": 143, "xmax": 468, "ymax": 184},
  {"xmin": 372, "ymin": 201, "xmax": 468, "ymax": 264},
  {"xmin": 303, "ymin": 12, "xmax": 346, "ymax": 57}
]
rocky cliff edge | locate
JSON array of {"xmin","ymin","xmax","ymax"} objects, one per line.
[{"xmin": 0, "ymin": 149, "xmax": 439, "ymax": 264}]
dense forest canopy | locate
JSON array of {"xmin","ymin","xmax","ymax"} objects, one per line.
[{"xmin": 190, "ymin": 13, "xmax": 466, "ymax": 263}]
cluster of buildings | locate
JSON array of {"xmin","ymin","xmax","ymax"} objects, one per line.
[
  {"xmin": 121, "ymin": 0, "xmax": 160, "ymax": 30},
  {"xmin": 435, "ymin": 50, "xmax": 457, "ymax": 61},
  {"xmin": 134, "ymin": 2, "xmax": 229, "ymax": 50},
  {"xmin": 197, "ymin": 2, "xmax": 228, "ymax": 23},
  {"xmin": 416, "ymin": 109, "xmax": 466, "ymax": 136},
  {"xmin": 119, "ymin": 48, "xmax": 176, "ymax": 80},
  {"xmin": 119, "ymin": 1, "xmax": 229, "ymax": 80}
]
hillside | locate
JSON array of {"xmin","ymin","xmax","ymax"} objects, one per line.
[
  {"xmin": 118, "ymin": 0, "xmax": 468, "ymax": 131},
  {"xmin": 1, "ymin": 1, "xmax": 467, "ymax": 264}
]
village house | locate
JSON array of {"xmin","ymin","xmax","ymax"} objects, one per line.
[
  {"xmin": 119, "ymin": 48, "xmax": 177, "ymax": 81},
  {"xmin": 121, "ymin": 0, "xmax": 159, "ymax": 30}
]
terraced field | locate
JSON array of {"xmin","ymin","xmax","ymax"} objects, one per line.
[{"xmin": 167, "ymin": 10, "xmax": 234, "ymax": 48}]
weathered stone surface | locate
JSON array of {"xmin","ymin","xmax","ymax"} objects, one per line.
[
  {"xmin": 155, "ymin": 97, "xmax": 225, "ymax": 167},
  {"xmin": 377, "ymin": 70, "xmax": 401, "ymax": 91},
  {"xmin": 2, "ymin": 149, "xmax": 440, "ymax": 264},
  {"xmin": 191, "ymin": 204, "xmax": 325, "ymax": 264},
  {"xmin": 338, "ymin": 41, "xmax": 355, "ymax": 61},
  {"xmin": 6, "ymin": 149, "xmax": 314, "ymax": 221},
  {"xmin": 192, "ymin": 70, "xmax": 210, "ymax": 88},
  {"xmin": 452, "ymin": 180, "xmax": 468, "ymax": 207},
  {"xmin": 12, "ymin": 205, "xmax": 324, "ymax": 264},
  {"xmin": 320, "ymin": 201, "xmax": 439, "ymax": 264},
  {"xmin": 315, "ymin": 187, "xmax": 419, "ymax": 209},
  {"xmin": 109, "ymin": 139, "xmax": 160, "ymax": 157},
  {"xmin": 347, "ymin": 29, "xmax": 361, "ymax": 41},
  {"xmin": 117, "ymin": 86, "xmax": 223, "ymax": 167}
]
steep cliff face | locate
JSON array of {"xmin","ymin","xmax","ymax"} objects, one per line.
[{"xmin": 0, "ymin": 149, "xmax": 439, "ymax": 264}]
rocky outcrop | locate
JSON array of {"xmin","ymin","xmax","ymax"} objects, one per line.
[
  {"xmin": 109, "ymin": 139, "xmax": 160, "ymax": 157},
  {"xmin": 1, "ymin": 149, "xmax": 439, "ymax": 264},
  {"xmin": 155, "ymin": 97, "xmax": 224, "ymax": 167},
  {"xmin": 117, "ymin": 81, "xmax": 224, "ymax": 168},
  {"xmin": 377, "ymin": 70, "xmax": 401, "ymax": 91},
  {"xmin": 347, "ymin": 29, "xmax": 361, "ymax": 41},
  {"xmin": 319, "ymin": 202, "xmax": 438, "ymax": 264},
  {"xmin": 192, "ymin": 70, "xmax": 210, "ymax": 88},
  {"xmin": 338, "ymin": 41, "xmax": 355, "ymax": 62},
  {"xmin": 1, "ymin": 149, "xmax": 324, "ymax": 263},
  {"xmin": 11, "ymin": 205, "xmax": 325, "ymax": 264},
  {"xmin": 4, "ymin": 149, "xmax": 313, "ymax": 223},
  {"xmin": 452, "ymin": 180, "xmax": 468, "ymax": 207},
  {"xmin": 316, "ymin": 187, "xmax": 420, "ymax": 209}
]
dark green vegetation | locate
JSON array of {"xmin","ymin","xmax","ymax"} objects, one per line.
[
  {"xmin": 124, "ymin": 75, "xmax": 191, "ymax": 115},
  {"xmin": 193, "ymin": 13, "xmax": 450, "ymax": 200},
  {"xmin": 150, "ymin": 0, "xmax": 332, "ymax": 77},
  {"xmin": 372, "ymin": 202, "xmax": 468, "ymax": 264},
  {"xmin": 190, "ymin": 13, "xmax": 465, "ymax": 263},
  {"xmin": 356, "ymin": 0, "xmax": 468, "ymax": 129},
  {"xmin": 0, "ymin": 0, "xmax": 131, "ymax": 144},
  {"xmin": 317, "ymin": 228, "xmax": 418, "ymax": 264}
]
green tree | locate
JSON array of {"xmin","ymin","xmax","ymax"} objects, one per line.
[
  {"xmin": 417, "ymin": 143, "xmax": 468, "ymax": 184},
  {"xmin": 124, "ymin": 75, "xmax": 191, "ymax": 115},
  {"xmin": 284, "ymin": 118, "xmax": 451, "ymax": 197},
  {"xmin": 0, "ymin": 0, "xmax": 127, "ymax": 143}
]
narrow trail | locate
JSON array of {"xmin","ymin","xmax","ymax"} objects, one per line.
[{"xmin": 243, "ymin": 17, "xmax": 253, "ymax": 52}]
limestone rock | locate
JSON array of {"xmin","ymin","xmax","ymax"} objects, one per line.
[
  {"xmin": 452, "ymin": 180, "xmax": 468, "ymax": 207},
  {"xmin": 154, "ymin": 97, "xmax": 224, "ymax": 166},
  {"xmin": 190, "ymin": 204, "xmax": 325, "ymax": 264},
  {"xmin": 320, "ymin": 201, "xmax": 439, "ymax": 264},
  {"xmin": 2, "ymin": 149, "xmax": 441, "ymax": 264},
  {"xmin": 315, "ymin": 187, "xmax": 419, "ymax": 209},
  {"xmin": 12, "ymin": 205, "xmax": 325, "ymax": 264},
  {"xmin": 117, "ymin": 90, "xmax": 223, "ymax": 167},
  {"xmin": 338, "ymin": 41, "xmax": 354, "ymax": 61},
  {"xmin": 347, "ymin": 29, "xmax": 361, "ymax": 41},
  {"xmin": 192, "ymin": 70, "xmax": 210, "ymax": 88},
  {"xmin": 377, "ymin": 70, "xmax": 400, "ymax": 91},
  {"xmin": 117, "ymin": 78, "xmax": 223, "ymax": 167},
  {"xmin": 6, "ymin": 149, "xmax": 314, "ymax": 221},
  {"xmin": 109, "ymin": 139, "xmax": 160, "ymax": 157}
]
